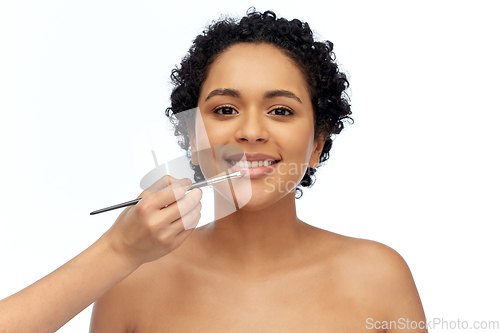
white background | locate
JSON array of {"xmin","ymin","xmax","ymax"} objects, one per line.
[{"xmin": 1, "ymin": 0, "xmax": 499, "ymax": 331}]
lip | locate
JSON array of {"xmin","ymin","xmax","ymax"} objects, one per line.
[
  {"xmin": 222, "ymin": 151, "xmax": 281, "ymax": 179},
  {"xmin": 225, "ymin": 160, "xmax": 280, "ymax": 179},
  {"xmin": 225, "ymin": 152, "xmax": 280, "ymax": 162}
]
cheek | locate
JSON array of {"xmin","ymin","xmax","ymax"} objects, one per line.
[
  {"xmin": 282, "ymin": 125, "xmax": 315, "ymax": 158},
  {"xmin": 207, "ymin": 126, "xmax": 230, "ymax": 141},
  {"xmin": 193, "ymin": 116, "xmax": 226, "ymax": 150}
]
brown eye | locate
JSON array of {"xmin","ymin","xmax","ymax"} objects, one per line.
[
  {"xmin": 269, "ymin": 107, "xmax": 293, "ymax": 116},
  {"xmin": 214, "ymin": 106, "xmax": 237, "ymax": 115}
]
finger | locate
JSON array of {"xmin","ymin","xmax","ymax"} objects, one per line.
[
  {"xmin": 174, "ymin": 204, "xmax": 201, "ymax": 246},
  {"xmin": 137, "ymin": 192, "xmax": 201, "ymax": 252},
  {"xmin": 167, "ymin": 202, "xmax": 202, "ymax": 248},
  {"xmin": 174, "ymin": 221, "xmax": 199, "ymax": 245},
  {"xmin": 157, "ymin": 188, "xmax": 202, "ymax": 225},
  {"xmin": 174, "ymin": 201, "xmax": 202, "ymax": 231},
  {"xmin": 141, "ymin": 178, "xmax": 193, "ymax": 210}
]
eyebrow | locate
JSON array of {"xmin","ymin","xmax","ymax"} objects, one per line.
[
  {"xmin": 204, "ymin": 88, "xmax": 240, "ymax": 101},
  {"xmin": 265, "ymin": 90, "xmax": 302, "ymax": 103},
  {"xmin": 204, "ymin": 88, "xmax": 302, "ymax": 104}
]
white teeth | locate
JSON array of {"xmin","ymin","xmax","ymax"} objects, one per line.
[{"xmin": 228, "ymin": 160, "xmax": 278, "ymax": 168}]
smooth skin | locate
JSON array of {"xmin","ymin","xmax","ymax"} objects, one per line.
[
  {"xmin": 0, "ymin": 176, "xmax": 203, "ymax": 333},
  {"xmin": 90, "ymin": 43, "xmax": 427, "ymax": 332}
]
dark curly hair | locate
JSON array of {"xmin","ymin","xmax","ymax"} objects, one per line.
[{"xmin": 165, "ymin": 8, "xmax": 352, "ymax": 198}]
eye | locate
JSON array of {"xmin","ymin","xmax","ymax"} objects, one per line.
[
  {"xmin": 213, "ymin": 106, "xmax": 238, "ymax": 115},
  {"xmin": 269, "ymin": 107, "xmax": 293, "ymax": 116}
]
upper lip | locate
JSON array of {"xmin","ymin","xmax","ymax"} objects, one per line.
[{"xmin": 225, "ymin": 152, "xmax": 281, "ymax": 162}]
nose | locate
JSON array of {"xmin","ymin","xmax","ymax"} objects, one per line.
[{"xmin": 235, "ymin": 109, "xmax": 269, "ymax": 143}]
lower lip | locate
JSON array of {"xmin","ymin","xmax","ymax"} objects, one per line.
[{"xmin": 225, "ymin": 160, "xmax": 280, "ymax": 179}]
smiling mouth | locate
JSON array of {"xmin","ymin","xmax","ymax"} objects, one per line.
[{"xmin": 225, "ymin": 159, "xmax": 280, "ymax": 168}]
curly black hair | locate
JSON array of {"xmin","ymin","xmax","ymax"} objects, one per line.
[{"xmin": 165, "ymin": 8, "xmax": 352, "ymax": 198}]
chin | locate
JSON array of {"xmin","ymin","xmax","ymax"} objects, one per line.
[
  {"xmin": 237, "ymin": 189, "xmax": 295, "ymax": 212},
  {"xmin": 212, "ymin": 178, "xmax": 298, "ymax": 215}
]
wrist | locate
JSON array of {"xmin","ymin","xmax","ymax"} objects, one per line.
[{"xmin": 98, "ymin": 230, "xmax": 143, "ymax": 273}]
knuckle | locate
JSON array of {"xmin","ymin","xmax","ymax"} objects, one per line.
[
  {"xmin": 194, "ymin": 188, "xmax": 203, "ymax": 200},
  {"xmin": 158, "ymin": 230, "xmax": 173, "ymax": 243},
  {"xmin": 177, "ymin": 196, "xmax": 194, "ymax": 211},
  {"xmin": 188, "ymin": 193, "xmax": 199, "ymax": 206},
  {"xmin": 144, "ymin": 223, "xmax": 156, "ymax": 236},
  {"xmin": 187, "ymin": 189, "xmax": 202, "ymax": 204},
  {"xmin": 134, "ymin": 201, "xmax": 150, "ymax": 216}
]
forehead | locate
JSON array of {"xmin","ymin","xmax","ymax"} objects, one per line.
[{"xmin": 199, "ymin": 43, "xmax": 310, "ymax": 101}]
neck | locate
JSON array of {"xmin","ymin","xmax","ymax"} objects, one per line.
[{"xmin": 200, "ymin": 190, "xmax": 313, "ymax": 276}]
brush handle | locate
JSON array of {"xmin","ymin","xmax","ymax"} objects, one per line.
[
  {"xmin": 90, "ymin": 171, "xmax": 244, "ymax": 215},
  {"xmin": 89, "ymin": 182, "xmax": 199, "ymax": 215},
  {"xmin": 90, "ymin": 198, "xmax": 142, "ymax": 215}
]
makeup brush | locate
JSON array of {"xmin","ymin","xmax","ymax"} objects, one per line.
[{"xmin": 90, "ymin": 170, "xmax": 246, "ymax": 215}]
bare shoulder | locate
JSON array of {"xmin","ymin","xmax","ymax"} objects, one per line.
[
  {"xmin": 333, "ymin": 234, "xmax": 412, "ymax": 279},
  {"xmin": 310, "ymin": 227, "xmax": 408, "ymax": 268},
  {"xmin": 316, "ymin": 230, "xmax": 426, "ymax": 328}
]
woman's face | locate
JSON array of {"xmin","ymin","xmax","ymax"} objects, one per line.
[{"xmin": 195, "ymin": 43, "xmax": 325, "ymax": 210}]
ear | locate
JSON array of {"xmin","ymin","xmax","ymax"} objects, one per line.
[
  {"xmin": 308, "ymin": 131, "xmax": 328, "ymax": 169},
  {"xmin": 185, "ymin": 119, "xmax": 199, "ymax": 165}
]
